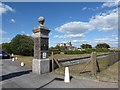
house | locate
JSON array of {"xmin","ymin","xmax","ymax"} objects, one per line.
[{"xmin": 57, "ymin": 42, "xmax": 77, "ymax": 50}]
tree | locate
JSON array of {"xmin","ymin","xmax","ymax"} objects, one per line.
[
  {"xmin": 2, "ymin": 43, "xmax": 12, "ymax": 54},
  {"xmin": 60, "ymin": 46, "xmax": 65, "ymax": 51},
  {"xmin": 81, "ymin": 44, "xmax": 92, "ymax": 49},
  {"xmin": 10, "ymin": 34, "xmax": 34, "ymax": 56},
  {"xmin": 0, "ymin": 44, "xmax": 2, "ymax": 50},
  {"xmin": 56, "ymin": 45, "xmax": 66, "ymax": 51},
  {"xmin": 54, "ymin": 45, "xmax": 60, "ymax": 50},
  {"xmin": 95, "ymin": 43, "xmax": 110, "ymax": 49}
]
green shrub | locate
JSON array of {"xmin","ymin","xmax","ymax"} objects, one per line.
[
  {"xmin": 48, "ymin": 48, "xmax": 60, "ymax": 55},
  {"xmin": 95, "ymin": 43, "xmax": 110, "ymax": 48},
  {"xmin": 2, "ymin": 43, "xmax": 12, "ymax": 54},
  {"xmin": 64, "ymin": 48, "xmax": 110, "ymax": 55},
  {"xmin": 10, "ymin": 34, "xmax": 34, "ymax": 56},
  {"xmin": 95, "ymin": 48, "xmax": 109, "ymax": 52},
  {"xmin": 85, "ymin": 48, "xmax": 93, "ymax": 54}
]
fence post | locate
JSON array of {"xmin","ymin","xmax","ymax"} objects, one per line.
[
  {"xmin": 91, "ymin": 52, "xmax": 97, "ymax": 76},
  {"xmin": 113, "ymin": 52, "xmax": 116, "ymax": 63},
  {"xmin": 116, "ymin": 52, "xmax": 118, "ymax": 62},
  {"xmin": 52, "ymin": 52, "xmax": 54, "ymax": 71},
  {"xmin": 108, "ymin": 52, "xmax": 112, "ymax": 66}
]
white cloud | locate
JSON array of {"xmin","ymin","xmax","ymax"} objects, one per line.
[
  {"xmin": 49, "ymin": 32, "xmax": 52, "ymax": 36},
  {"xmin": 71, "ymin": 37, "xmax": 118, "ymax": 48},
  {"xmin": 0, "ymin": 29, "xmax": 7, "ymax": 34},
  {"xmin": 0, "ymin": 2, "xmax": 14, "ymax": 15},
  {"xmin": 31, "ymin": 33, "xmax": 34, "ymax": 37},
  {"xmin": 0, "ymin": 37, "xmax": 11, "ymax": 44},
  {"xmin": 10, "ymin": 18, "xmax": 15, "ymax": 23},
  {"xmin": 55, "ymin": 8, "xmax": 118, "ymax": 39},
  {"xmin": 94, "ymin": 38, "xmax": 110, "ymax": 43},
  {"xmin": 115, "ymin": 37, "xmax": 118, "ymax": 40},
  {"xmin": 54, "ymin": 34, "xmax": 84, "ymax": 38},
  {"xmin": 69, "ymin": 16, "xmax": 72, "ymax": 19},
  {"xmin": 102, "ymin": 0, "xmax": 119, "ymax": 8},
  {"xmin": 82, "ymin": 7, "xmax": 99, "ymax": 11},
  {"xmin": 55, "ymin": 21, "xmax": 94, "ymax": 35},
  {"xmin": 82, "ymin": 7, "xmax": 87, "ymax": 10},
  {"xmin": 112, "ymin": 34, "xmax": 117, "ymax": 37},
  {"xmin": 26, "ymin": 34, "xmax": 30, "ymax": 36},
  {"xmin": 21, "ymin": 31, "xmax": 25, "ymax": 34},
  {"xmin": 21, "ymin": 31, "xmax": 34, "ymax": 37},
  {"xmin": 89, "ymin": 9, "xmax": 118, "ymax": 31},
  {"xmin": 94, "ymin": 38, "xmax": 117, "ymax": 44},
  {"xmin": 91, "ymin": 37, "xmax": 118, "ymax": 47},
  {"xmin": 72, "ymin": 40, "xmax": 87, "ymax": 43}
]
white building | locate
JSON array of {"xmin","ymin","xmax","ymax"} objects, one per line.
[{"xmin": 57, "ymin": 42, "xmax": 77, "ymax": 50}]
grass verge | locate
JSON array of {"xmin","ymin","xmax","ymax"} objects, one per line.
[
  {"xmin": 12, "ymin": 53, "xmax": 118, "ymax": 82},
  {"xmin": 53, "ymin": 60, "xmax": 119, "ymax": 82}
]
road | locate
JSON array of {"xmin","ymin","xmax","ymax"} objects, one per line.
[{"xmin": 0, "ymin": 59, "xmax": 118, "ymax": 89}]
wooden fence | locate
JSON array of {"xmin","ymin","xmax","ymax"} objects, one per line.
[{"xmin": 51, "ymin": 52, "xmax": 119, "ymax": 76}]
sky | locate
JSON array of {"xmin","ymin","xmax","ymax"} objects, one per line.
[{"xmin": 1, "ymin": 1, "xmax": 119, "ymax": 48}]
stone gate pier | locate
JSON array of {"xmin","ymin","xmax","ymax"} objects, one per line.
[{"xmin": 32, "ymin": 16, "xmax": 50, "ymax": 74}]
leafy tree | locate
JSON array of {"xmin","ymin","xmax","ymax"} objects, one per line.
[
  {"xmin": 49, "ymin": 45, "xmax": 65, "ymax": 55},
  {"xmin": 2, "ymin": 43, "xmax": 12, "ymax": 54},
  {"xmin": 60, "ymin": 46, "xmax": 65, "ymax": 51},
  {"xmin": 95, "ymin": 43, "xmax": 110, "ymax": 49},
  {"xmin": 81, "ymin": 44, "xmax": 92, "ymax": 49},
  {"xmin": 95, "ymin": 48, "xmax": 109, "ymax": 52},
  {"xmin": 10, "ymin": 34, "xmax": 34, "ymax": 56},
  {"xmin": 54, "ymin": 45, "xmax": 60, "ymax": 50},
  {"xmin": 0, "ymin": 44, "xmax": 2, "ymax": 50},
  {"xmin": 54, "ymin": 45, "xmax": 65, "ymax": 51}
]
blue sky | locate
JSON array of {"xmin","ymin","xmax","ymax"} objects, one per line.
[{"xmin": 1, "ymin": 1, "xmax": 118, "ymax": 48}]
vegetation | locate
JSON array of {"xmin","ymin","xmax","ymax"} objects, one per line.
[
  {"xmin": 2, "ymin": 34, "xmax": 34, "ymax": 56},
  {"xmin": 49, "ymin": 43, "xmax": 111, "ymax": 55},
  {"xmin": 97, "ymin": 61, "xmax": 119, "ymax": 82},
  {"xmin": 1, "ymin": 34, "xmax": 112, "ymax": 56},
  {"xmin": 13, "ymin": 55, "xmax": 33, "ymax": 68},
  {"xmin": 0, "ymin": 44, "xmax": 2, "ymax": 50},
  {"xmin": 54, "ymin": 56, "xmax": 119, "ymax": 82},
  {"xmin": 11, "ymin": 51, "xmax": 119, "ymax": 83},
  {"xmin": 95, "ymin": 43, "xmax": 110, "ymax": 49},
  {"xmin": 64, "ymin": 48, "xmax": 110, "ymax": 54},
  {"xmin": 81, "ymin": 44, "xmax": 92, "ymax": 49},
  {"xmin": 10, "ymin": 34, "xmax": 34, "ymax": 56},
  {"xmin": 14, "ymin": 54, "xmax": 90, "ymax": 68},
  {"xmin": 95, "ymin": 48, "xmax": 110, "ymax": 52},
  {"xmin": 49, "ymin": 45, "xmax": 65, "ymax": 55},
  {"xmin": 14, "ymin": 52, "xmax": 110, "ymax": 68},
  {"xmin": 2, "ymin": 43, "xmax": 12, "ymax": 54}
]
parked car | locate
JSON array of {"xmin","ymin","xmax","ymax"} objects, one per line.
[{"xmin": 0, "ymin": 50, "xmax": 10, "ymax": 59}]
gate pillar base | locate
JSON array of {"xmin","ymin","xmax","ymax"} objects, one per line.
[{"xmin": 32, "ymin": 59, "xmax": 50, "ymax": 74}]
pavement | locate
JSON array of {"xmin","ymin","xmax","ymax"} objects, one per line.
[{"xmin": 0, "ymin": 59, "xmax": 118, "ymax": 89}]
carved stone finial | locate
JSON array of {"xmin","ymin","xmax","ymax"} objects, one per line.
[{"xmin": 38, "ymin": 16, "xmax": 45, "ymax": 25}]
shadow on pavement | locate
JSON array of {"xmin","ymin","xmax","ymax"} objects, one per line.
[
  {"xmin": 36, "ymin": 78, "xmax": 64, "ymax": 90},
  {"xmin": 1, "ymin": 70, "xmax": 32, "ymax": 81},
  {"xmin": 36, "ymin": 76, "xmax": 73, "ymax": 90}
]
